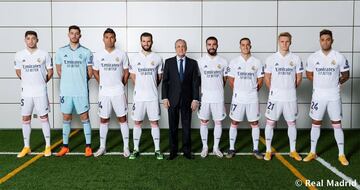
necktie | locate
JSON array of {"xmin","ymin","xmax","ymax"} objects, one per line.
[{"xmin": 179, "ymin": 58, "xmax": 184, "ymax": 82}]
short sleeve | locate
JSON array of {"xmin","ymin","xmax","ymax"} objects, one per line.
[
  {"xmin": 339, "ymin": 55, "xmax": 350, "ymax": 72},
  {"xmin": 306, "ymin": 56, "xmax": 314, "ymax": 72},
  {"xmin": 92, "ymin": 53, "xmax": 100, "ymax": 71},
  {"xmin": 123, "ymin": 53, "xmax": 129, "ymax": 69},
  {"xmin": 86, "ymin": 51, "xmax": 93, "ymax": 66},
  {"xmin": 45, "ymin": 52, "xmax": 53, "ymax": 69},
  {"xmin": 55, "ymin": 50, "xmax": 62, "ymax": 65},
  {"xmin": 296, "ymin": 56, "xmax": 304, "ymax": 73},
  {"xmin": 14, "ymin": 53, "xmax": 21, "ymax": 69},
  {"xmin": 157, "ymin": 57, "xmax": 163, "ymax": 74},
  {"xmin": 226, "ymin": 61, "xmax": 236, "ymax": 78},
  {"xmin": 257, "ymin": 61, "xmax": 265, "ymax": 78},
  {"xmin": 264, "ymin": 57, "xmax": 273, "ymax": 73}
]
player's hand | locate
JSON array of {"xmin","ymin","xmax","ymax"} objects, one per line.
[
  {"xmin": 191, "ymin": 100, "xmax": 199, "ymax": 112},
  {"xmin": 163, "ymin": 99, "xmax": 170, "ymax": 109}
]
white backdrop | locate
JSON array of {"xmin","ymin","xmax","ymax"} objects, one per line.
[{"xmin": 0, "ymin": 0, "xmax": 358, "ymax": 129}]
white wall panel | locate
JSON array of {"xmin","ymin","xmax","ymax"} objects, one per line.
[
  {"xmin": 355, "ymin": 1, "xmax": 360, "ymax": 26},
  {"xmin": 127, "ymin": 2, "xmax": 201, "ymax": 26},
  {"xmin": 278, "ymin": 27, "xmax": 352, "ymax": 52},
  {"xmin": 0, "ymin": 28, "xmax": 52, "ymax": 52},
  {"xmin": 0, "ymin": 2, "xmax": 51, "ymax": 26},
  {"xmin": 354, "ymin": 53, "xmax": 360, "ymax": 77},
  {"xmin": 52, "ymin": 2, "xmax": 126, "ymax": 26},
  {"xmin": 127, "ymin": 28, "xmax": 201, "ymax": 53},
  {"xmin": 0, "ymin": 1, "xmax": 358, "ymax": 129},
  {"xmin": 203, "ymin": 1, "xmax": 277, "ymax": 26},
  {"xmin": 0, "ymin": 79, "xmax": 54, "ymax": 104},
  {"xmin": 0, "ymin": 104, "xmax": 54, "ymax": 129},
  {"xmin": 354, "ymin": 27, "xmax": 360, "ymax": 51},
  {"xmin": 279, "ymin": 1, "xmax": 353, "ymax": 26},
  {"xmin": 52, "ymin": 28, "xmax": 127, "ymax": 55},
  {"xmin": 0, "ymin": 53, "xmax": 18, "ymax": 77},
  {"xmin": 353, "ymin": 79, "xmax": 360, "ymax": 103},
  {"xmin": 352, "ymin": 104, "xmax": 360, "ymax": 129},
  {"xmin": 203, "ymin": 27, "xmax": 277, "ymax": 52}
]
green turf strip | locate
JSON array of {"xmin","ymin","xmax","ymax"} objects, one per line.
[{"xmin": 0, "ymin": 129, "xmax": 358, "ymax": 190}]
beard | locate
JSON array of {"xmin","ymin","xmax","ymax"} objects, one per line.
[
  {"xmin": 207, "ymin": 48, "xmax": 217, "ymax": 56},
  {"xmin": 142, "ymin": 44, "xmax": 152, "ymax": 52}
]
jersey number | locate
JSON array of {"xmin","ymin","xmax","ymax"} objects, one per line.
[
  {"xmin": 231, "ymin": 104, "xmax": 237, "ymax": 112},
  {"xmin": 267, "ymin": 102, "xmax": 275, "ymax": 111},
  {"xmin": 311, "ymin": 101, "xmax": 319, "ymax": 111}
]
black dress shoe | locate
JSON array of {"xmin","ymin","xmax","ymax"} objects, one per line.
[
  {"xmin": 167, "ymin": 154, "xmax": 177, "ymax": 160},
  {"xmin": 184, "ymin": 154, "xmax": 194, "ymax": 160}
]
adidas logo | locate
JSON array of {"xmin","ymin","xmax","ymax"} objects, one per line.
[
  {"xmin": 316, "ymin": 62, "xmax": 320, "ymax": 65},
  {"xmin": 275, "ymin": 63, "xmax": 279, "ymax": 66},
  {"xmin": 204, "ymin": 65, "xmax": 208, "ymax": 68},
  {"xmin": 137, "ymin": 62, "xmax": 141, "ymax": 65},
  {"xmin": 64, "ymin": 54, "xmax": 68, "ymax": 58},
  {"xmin": 101, "ymin": 58, "xmax": 105, "ymax": 61}
]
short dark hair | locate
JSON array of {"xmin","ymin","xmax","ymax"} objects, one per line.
[
  {"xmin": 140, "ymin": 32, "xmax": 152, "ymax": 41},
  {"xmin": 240, "ymin": 37, "xmax": 251, "ymax": 45},
  {"xmin": 103, "ymin": 28, "xmax": 116, "ymax": 38},
  {"xmin": 206, "ymin": 36, "xmax": 218, "ymax": 44},
  {"xmin": 320, "ymin": 29, "xmax": 333, "ymax": 39},
  {"xmin": 68, "ymin": 25, "xmax": 81, "ymax": 33},
  {"xmin": 25, "ymin": 30, "xmax": 38, "ymax": 38}
]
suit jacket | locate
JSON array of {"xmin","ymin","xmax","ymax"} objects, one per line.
[{"xmin": 162, "ymin": 56, "xmax": 200, "ymax": 107}]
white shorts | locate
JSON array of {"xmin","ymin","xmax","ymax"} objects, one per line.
[
  {"xmin": 229, "ymin": 102, "xmax": 260, "ymax": 122},
  {"xmin": 265, "ymin": 100, "xmax": 298, "ymax": 121},
  {"xmin": 98, "ymin": 94, "xmax": 128, "ymax": 119},
  {"xmin": 21, "ymin": 96, "xmax": 50, "ymax": 116},
  {"xmin": 309, "ymin": 99, "xmax": 342, "ymax": 121},
  {"xmin": 198, "ymin": 102, "xmax": 226, "ymax": 121},
  {"xmin": 131, "ymin": 100, "xmax": 160, "ymax": 121}
]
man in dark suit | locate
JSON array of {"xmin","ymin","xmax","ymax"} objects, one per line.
[{"xmin": 162, "ymin": 39, "xmax": 200, "ymax": 160}]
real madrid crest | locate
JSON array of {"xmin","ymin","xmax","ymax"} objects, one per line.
[
  {"xmin": 289, "ymin": 61, "xmax": 294, "ymax": 66},
  {"xmin": 116, "ymin": 57, "xmax": 120, "ymax": 62},
  {"xmin": 37, "ymin": 58, "xmax": 41, "ymax": 63},
  {"xmin": 217, "ymin": 64, "xmax": 221, "ymax": 69},
  {"xmin": 331, "ymin": 60, "xmax": 336, "ymax": 65},
  {"xmin": 151, "ymin": 61, "xmax": 155, "ymax": 66},
  {"xmin": 79, "ymin": 54, "xmax": 83, "ymax": 59},
  {"xmin": 251, "ymin": 65, "xmax": 257, "ymax": 71}
]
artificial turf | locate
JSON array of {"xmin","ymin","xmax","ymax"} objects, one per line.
[{"xmin": 0, "ymin": 129, "xmax": 359, "ymax": 190}]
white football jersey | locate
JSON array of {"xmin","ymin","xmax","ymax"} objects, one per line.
[
  {"xmin": 265, "ymin": 52, "xmax": 303, "ymax": 102},
  {"xmin": 306, "ymin": 49, "xmax": 350, "ymax": 101},
  {"xmin": 228, "ymin": 55, "xmax": 264, "ymax": 104},
  {"xmin": 14, "ymin": 49, "xmax": 52, "ymax": 97},
  {"xmin": 129, "ymin": 52, "xmax": 163, "ymax": 102},
  {"xmin": 198, "ymin": 54, "xmax": 228, "ymax": 103},
  {"xmin": 93, "ymin": 49, "xmax": 129, "ymax": 96}
]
